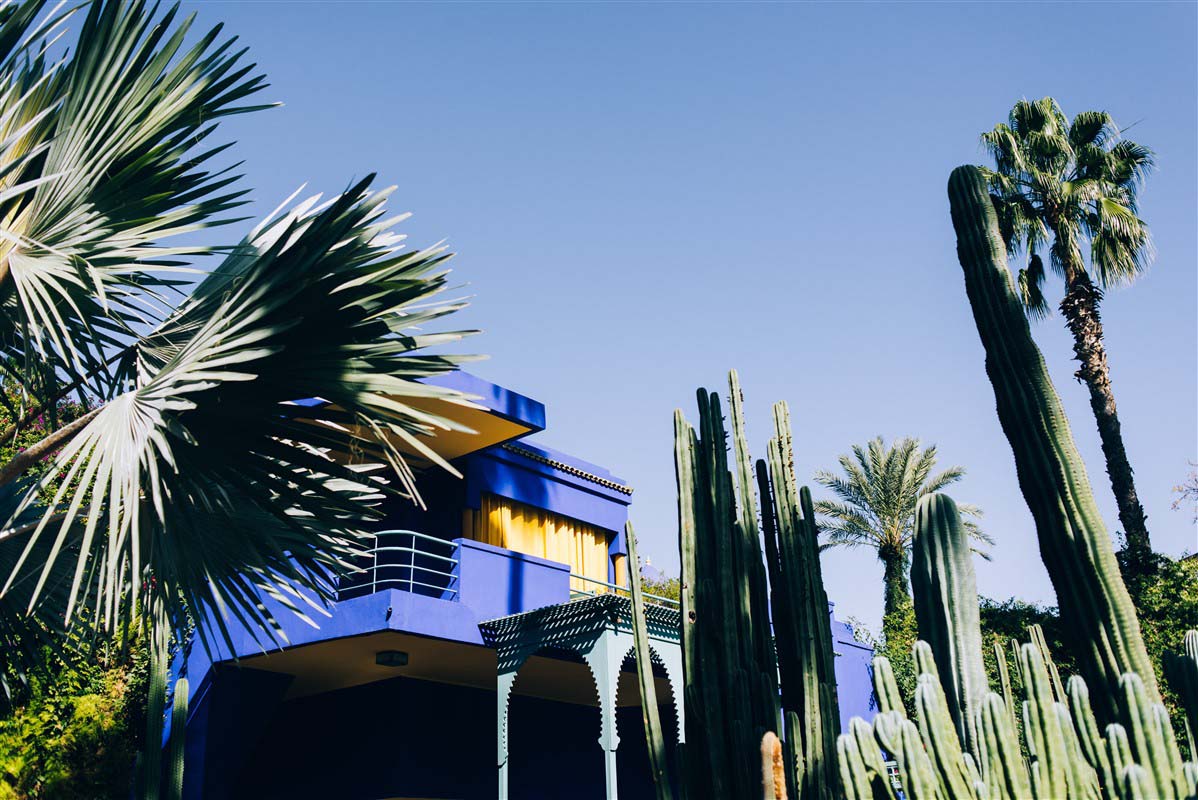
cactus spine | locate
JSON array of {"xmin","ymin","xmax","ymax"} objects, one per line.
[
  {"xmin": 948, "ymin": 164, "xmax": 1158, "ymax": 718},
  {"xmin": 911, "ymin": 493, "xmax": 988, "ymax": 762}
]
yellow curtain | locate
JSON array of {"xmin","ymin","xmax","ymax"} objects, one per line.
[{"xmin": 463, "ymin": 493, "xmax": 611, "ymax": 592}]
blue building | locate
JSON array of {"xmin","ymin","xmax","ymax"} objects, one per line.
[{"xmin": 179, "ymin": 373, "xmax": 874, "ymax": 799}]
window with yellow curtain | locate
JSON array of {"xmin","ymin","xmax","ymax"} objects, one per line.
[{"xmin": 461, "ymin": 493, "xmax": 611, "ymax": 592}]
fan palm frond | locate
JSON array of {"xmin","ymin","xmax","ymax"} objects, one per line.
[
  {"xmin": 0, "ymin": 177, "xmax": 478, "ymax": 645},
  {"xmin": 0, "ymin": 0, "xmax": 267, "ymax": 408},
  {"xmin": 1017, "ymin": 253, "xmax": 1050, "ymax": 320},
  {"xmin": 980, "ymin": 97, "xmax": 1154, "ymax": 296}
]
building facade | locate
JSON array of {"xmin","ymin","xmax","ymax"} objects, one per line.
[{"xmin": 178, "ymin": 373, "xmax": 875, "ymax": 799}]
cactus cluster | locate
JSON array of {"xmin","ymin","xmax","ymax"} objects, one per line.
[
  {"xmin": 910, "ymin": 493, "xmax": 988, "ymax": 763},
  {"xmin": 830, "ymin": 165, "xmax": 1197, "ymax": 799},
  {"xmin": 630, "ymin": 162, "xmax": 1197, "ymax": 799},
  {"xmin": 838, "ymin": 493, "xmax": 1198, "ymax": 800},
  {"xmin": 628, "ymin": 371, "xmax": 841, "ymax": 799}
]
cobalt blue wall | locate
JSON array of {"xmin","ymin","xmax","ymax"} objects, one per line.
[
  {"xmin": 829, "ymin": 606, "xmax": 877, "ymax": 730},
  {"xmin": 456, "ymin": 537, "xmax": 572, "ymax": 620},
  {"xmin": 229, "ymin": 671, "xmax": 677, "ymax": 800}
]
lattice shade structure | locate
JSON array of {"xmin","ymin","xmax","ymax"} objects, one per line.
[{"xmin": 480, "ymin": 594, "xmax": 684, "ymax": 800}]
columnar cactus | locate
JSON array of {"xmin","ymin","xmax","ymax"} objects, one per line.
[
  {"xmin": 759, "ymin": 400, "xmax": 841, "ymax": 800},
  {"xmin": 138, "ymin": 602, "xmax": 171, "ymax": 800},
  {"xmin": 948, "ymin": 164, "xmax": 1158, "ymax": 718},
  {"xmin": 672, "ymin": 372, "xmax": 781, "ymax": 799},
  {"xmin": 910, "ymin": 493, "xmax": 988, "ymax": 762},
  {"xmin": 666, "ymin": 371, "xmax": 840, "ymax": 799},
  {"xmin": 165, "ymin": 677, "xmax": 189, "ymax": 800},
  {"xmin": 625, "ymin": 521, "xmax": 675, "ymax": 800},
  {"xmin": 1165, "ymin": 630, "xmax": 1198, "ymax": 758},
  {"xmin": 836, "ymin": 630, "xmax": 1198, "ymax": 799}
]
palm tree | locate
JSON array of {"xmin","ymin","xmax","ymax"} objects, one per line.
[
  {"xmin": 814, "ymin": 437, "xmax": 986, "ymax": 619},
  {"xmin": 981, "ymin": 97, "xmax": 1154, "ymax": 563},
  {"xmin": 0, "ymin": 1, "xmax": 476, "ymax": 790}
]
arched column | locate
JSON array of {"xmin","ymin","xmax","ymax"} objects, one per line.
[
  {"xmin": 655, "ymin": 643, "xmax": 686, "ymax": 743},
  {"xmin": 480, "ymin": 593, "xmax": 685, "ymax": 800},
  {"xmin": 497, "ymin": 669, "xmax": 520, "ymax": 800},
  {"xmin": 619, "ymin": 639, "xmax": 686, "ymax": 745},
  {"xmin": 582, "ymin": 629, "xmax": 624, "ymax": 800}
]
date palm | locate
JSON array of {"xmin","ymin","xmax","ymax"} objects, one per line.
[
  {"xmin": 981, "ymin": 97, "xmax": 1154, "ymax": 563},
  {"xmin": 0, "ymin": 3, "xmax": 477, "ymax": 789},
  {"xmin": 814, "ymin": 437, "xmax": 987, "ymax": 619}
]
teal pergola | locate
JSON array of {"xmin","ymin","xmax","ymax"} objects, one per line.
[{"xmin": 480, "ymin": 594, "xmax": 685, "ymax": 800}]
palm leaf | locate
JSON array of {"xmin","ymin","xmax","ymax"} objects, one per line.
[
  {"xmin": 1, "ymin": 178, "xmax": 478, "ymax": 646},
  {"xmin": 0, "ymin": 0, "xmax": 267, "ymax": 409}
]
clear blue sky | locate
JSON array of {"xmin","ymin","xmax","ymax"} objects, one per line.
[{"xmin": 190, "ymin": 0, "xmax": 1196, "ymax": 633}]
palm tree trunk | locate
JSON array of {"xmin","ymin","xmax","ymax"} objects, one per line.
[
  {"xmin": 0, "ymin": 406, "xmax": 101, "ymax": 486},
  {"xmin": 1059, "ymin": 273, "xmax": 1152, "ymax": 563},
  {"xmin": 880, "ymin": 546, "xmax": 911, "ymax": 618}
]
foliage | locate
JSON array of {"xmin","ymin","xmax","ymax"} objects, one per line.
[
  {"xmin": 0, "ymin": 2, "xmax": 478, "ymax": 795},
  {"xmin": 978, "ymin": 596, "xmax": 1077, "ymax": 698},
  {"xmin": 641, "ymin": 573, "xmax": 681, "ymax": 603},
  {"xmin": 0, "ymin": 636, "xmax": 148, "ymax": 799},
  {"xmin": 1123, "ymin": 552, "xmax": 1198, "ymax": 753},
  {"xmin": 0, "ymin": 387, "xmax": 92, "ymax": 501},
  {"xmin": 878, "ymin": 601, "xmax": 918, "ymax": 714},
  {"xmin": 981, "ymin": 98, "xmax": 1153, "ymax": 298},
  {"xmin": 1172, "ymin": 464, "xmax": 1198, "ymax": 524}
]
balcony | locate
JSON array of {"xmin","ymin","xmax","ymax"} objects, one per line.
[
  {"xmin": 336, "ymin": 529, "xmax": 679, "ymax": 615},
  {"xmin": 337, "ymin": 530, "xmax": 460, "ymax": 602}
]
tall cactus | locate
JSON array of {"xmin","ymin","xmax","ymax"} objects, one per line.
[
  {"xmin": 137, "ymin": 601, "xmax": 171, "ymax": 800},
  {"xmin": 165, "ymin": 677, "xmax": 189, "ymax": 800},
  {"xmin": 671, "ymin": 371, "xmax": 841, "ymax": 799},
  {"xmin": 759, "ymin": 401, "xmax": 840, "ymax": 799},
  {"xmin": 674, "ymin": 372, "xmax": 781, "ymax": 799},
  {"xmin": 626, "ymin": 521, "xmax": 675, "ymax": 800},
  {"xmin": 910, "ymin": 493, "xmax": 987, "ymax": 763},
  {"xmin": 1165, "ymin": 630, "xmax": 1198, "ymax": 758},
  {"xmin": 948, "ymin": 164, "xmax": 1158, "ymax": 718}
]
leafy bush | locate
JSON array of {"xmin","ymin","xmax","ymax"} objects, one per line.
[{"xmin": 0, "ymin": 640, "xmax": 148, "ymax": 799}]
